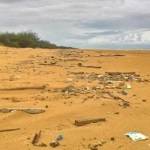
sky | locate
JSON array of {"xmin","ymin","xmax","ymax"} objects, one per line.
[{"xmin": 0, "ymin": 0, "xmax": 150, "ymax": 49}]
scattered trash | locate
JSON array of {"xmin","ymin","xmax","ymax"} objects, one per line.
[
  {"xmin": 125, "ymin": 83, "xmax": 132, "ymax": 89},
  {"xmin": 119, "ymin": 101, "xmax": 130, "ymax": 108},
  {"xmin": 142, "ymin": 99, "xmax": 147, "ymax": 102},
  {"xmin": 88, "ymin": 143, "xmax": 99, "ymax": 150},
  {"xmin": 74, "ymin": 117, "xmax": 106, "ymax": 126},
  {"xmin": 61, "ymin": 85, "xmax": 78, "ymax": 95},
  {"xmin": 108, "ymin": 72, "xmax": 139, "ymax": 82},
  {"xmin": 49, "ymin": 140, "xmax": 60, "ymax": 148},
  {"xmin": 49, "ymin": 134, "xmax": 64, "ymax": 148},
  {"xmin": 38, "ymin": 142, "xmax": 47, "ymax": 147},
  {"xmin": 125, "ymin": 132, "xmax": 148, "ymax": 142},
  {"xmin": 66, "ymin": 78, "xmax": 73, "ymax": 82},
  {"xmin": 55, "ymin": 134, "xmax": 64, "ymax": 141},
  {"xmin": 114, "ymin": 112, "xmax": 120, "ymax": 115},
  {"xmin": 45, "ymin": 105, "xmax": 49, "ymax": 108},
  {"xmin": 110, "ymin": 137, "xmax": 115, "ymax": 141},
  {"xmin": 32, "ymin": 130, "xmax": 41, "ymax": 145},
  {"xmin": 0, "ymin": 128, "xmax": 20, "ymax": 133},
  {"xmin": 121, "ymin": 90, "xmax": 128, "ymax": 95},
  {"xmin": 88, "ymin": 141, "xmax": 105, "ymax": 150},
  {"xmin": 38, "ymin": 56, "xmax": 58, "ymax": 66},
  {"xmin": 48, "ymin": 71, "xmax": 148, "ymax": 109},
  {"xmin": 73, "ymin": 72, "xmax": 141, "ymax": 82},
  {"xmin": 64, "ymin": 72, "xmax": 147, "ymax": 103},
  {"xmin": 78, "ymin": 63, "xmax": 82, "ymax": 67}
]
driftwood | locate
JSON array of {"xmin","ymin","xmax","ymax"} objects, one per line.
[
  {"xmin": 92, "ymin": 54, "xmax": 125, "ymax": 57},
  {"xmin": 0, "ymin": 108, "xmax": 13, "ymax": 113},
  {"xmin": 77, "ymin": 63, "xmax": 101, "ymax": 69},
  {"xmin": 99, "ymin": 54, "xmax": 125, "ymax": 57},
  {"xmin": 105, "ymin": 72, "xmax": 136, "ymax": 75},
  {"xmin": 79, "ymin": 65, "xmax": 101, "ymax": 69},
  {"xmin": 0, "ymin": 85, "xmax": 46, "ymax": 91},
  {"xmin": 0, "ymin": 128, "xmax": 20, "ymax": 132},
  {"xmin": 39, "ymin": 63, "xmax": 56, "ymax": 65},
  {"xmin": 82, "ymin": 65, "xmax": 101, "ymax": 69},
  {"xmin": 32, "ymin": 130, "xmax": 41, "ymax": 145},
  {"xmin": 0, "ymin": 108, "xmax": 45, "ymax": 114},
  {"xmin": 74, "ymin": 117, "xmax": 106, "ymax": 126}
]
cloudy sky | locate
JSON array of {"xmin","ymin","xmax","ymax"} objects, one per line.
[{"xmin": 0, "ymin": 0, "xmax": 150, "ymax": 49}]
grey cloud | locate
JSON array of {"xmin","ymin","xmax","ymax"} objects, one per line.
[
  {"xmin": 0, "ymin": 0, "xmax": 150, "ymax": 49},
  {"xmin": 0, "ymin": 0, "xmax": 21, "ymax": 3},
  {"xmin": 81, "ymin": 13, "xmax": 150, "ymax": 30}
]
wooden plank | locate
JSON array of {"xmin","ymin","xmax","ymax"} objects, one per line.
[{"xmin": 74, "ymin": 118, "xmax": 106, "ymax": 126}]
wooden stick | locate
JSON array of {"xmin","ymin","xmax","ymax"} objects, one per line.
[
  {"xmin": 0, "ymin": 85, "xmax": 46, "ymax": 91},
  {"xmin": 0, "ymin": 128, "xmax": 20, "ymax": 132},
  {"xmin": 32, "ymin": 130, "xmax": 41, "ymax": 145}
]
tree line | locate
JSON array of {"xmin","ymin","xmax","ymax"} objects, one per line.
[{"xmin": 0, "ymin": 32, "xmax": 71, "ymax": 49}]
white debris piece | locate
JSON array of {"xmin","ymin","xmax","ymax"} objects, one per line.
[
  {"xmin": 125, "ymin": 132, "xmax": 148, "ymax": 142},
  {"xmin": 126, "ymin": 83, "xmax": 132, "ymax": 89}
]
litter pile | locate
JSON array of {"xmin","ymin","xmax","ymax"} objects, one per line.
[
  {"xmin": 47, "ymin": 71, "xmax": 150, "ymax": 108},
  {"xmin": 73, "ymin": 72, "xmax": 143, "ymax": 82},
  {"xmin": 64, "ymin": 71, "xmax": 149, "ymax": 96},
  {"xmin": 53, "ymin": 72, "xmax": 147, "ymax": 96}
]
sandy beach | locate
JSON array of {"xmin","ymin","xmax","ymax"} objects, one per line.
[{"xmin": 0, "ymin": 46, "xmax": 150, "ymax": 150}]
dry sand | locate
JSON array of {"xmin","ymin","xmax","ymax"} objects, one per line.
[{"xmin": 0, "ymin": 46, "xmax": 150, "ymax": 150}]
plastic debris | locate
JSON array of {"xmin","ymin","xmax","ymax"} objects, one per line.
[
  {"xmin": 126, "ymin": 83, "xmax": 132, "ymax": 89},
  {"xmin": 88, "ymin": 141, "xmax": 106, "ymax": 150},
  {"xmin": 49, "ymin": 134, "xmax": 64, "ymax": 148},
  {"xmin": 55, "ymin": 134, "xmax": 64, "ymax": 141},
  {"xmin": 125, "ymin": 132, "xmax": 148, "ymax": 141}
]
